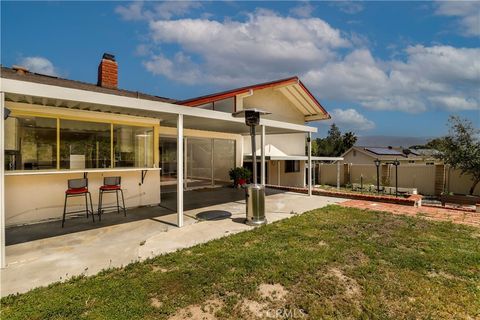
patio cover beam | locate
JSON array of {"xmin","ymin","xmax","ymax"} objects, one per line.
[
  {"xmin": 177, "ymin": 114, "xmax": 184, "ymax": 227},
  {"xmin": 1, "ymin": 79, "xmax": 317, "ymax": 135},
  {"xmin": 308, "ymin": 132, "xmax": 312, "ymax": 196},
  {"xmin": 261, "ymin": 125, "xmax": 265, "ymax": 186},
  {"xmin": 177, "ymin": 114, "xmax": 183, "ymax": 228}
]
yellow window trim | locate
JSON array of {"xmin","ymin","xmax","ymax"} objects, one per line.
[
  {"xmin": 5, "ymin": 102, "xmax": 162, "ymax": 171},
  {"xmin": 6, "ymin": 101, "xmax": 160, "ymax": 127}
]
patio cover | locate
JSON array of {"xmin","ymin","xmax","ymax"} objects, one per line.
[{"xmin": 0, "ymin": 77, "xmax": 319, "ymax": 268}]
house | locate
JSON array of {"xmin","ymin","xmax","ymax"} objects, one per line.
[
  {"xmin": 341, "ymin": 146, "xmax": 441, "ymax": 165},
  {"xmin": 176, "ymin": 77, "xmax": 331, "ymax": 187},
  {"xmin": 0, "ymin": 53, "xmax": 330, "ymax": 267}
]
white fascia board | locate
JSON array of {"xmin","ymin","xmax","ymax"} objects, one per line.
[
  {"xmin": 312, "ymin": 157, "xmax": 344, "ymax": 161},
  {"xmin": 260, "ymin": 118, "xmax": 317, "ymax": 133},
  {"xmin": 0, "ymin": 78, "xmax": 316, "ymax": 134}
]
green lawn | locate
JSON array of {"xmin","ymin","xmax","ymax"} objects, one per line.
[{"xmin": 1, "ymin": 205, "xmax": 479, "ymax": 319}]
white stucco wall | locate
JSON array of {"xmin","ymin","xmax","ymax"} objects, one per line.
[
  {"xmin": 241, "ymin": 87, "xmax": 305, "ymax": 124},
  {"xmin": 243, "ymin": 133, "xmax": 306, "ymax": 157},
  {"xmin": 267, "ymin": 160, "xmax": 305, "ymax": 188},
  {"xmin": 5, "ymin": 171, "xmax": 160, "ymax": 226}
]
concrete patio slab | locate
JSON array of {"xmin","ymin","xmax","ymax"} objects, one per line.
[{"xmin": 1, "ymin": 188, "xmax": 345, "ymax": 296}]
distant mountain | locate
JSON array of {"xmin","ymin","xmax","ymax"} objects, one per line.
[{"xmin": 355, "ymin": 136, "xmax": 435, "ymax": 148}]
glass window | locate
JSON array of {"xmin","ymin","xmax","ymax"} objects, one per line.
[
  {"xmin": 187, "ymin": 137, "xmax": 212, "ymax": 187},
  {"xmin": 4, "ymin": 116, "xmax": 57, "ymax": 170},
  {"xmin": 113, "ymin": 125, "xmax": 154, "ymax": 168},
  {"xmin": 60, "ymin": 120, "xmax": 111, "ymax": 169},
  {"xmin": 213, "ymin": 139, "xmax": 235, "ymax": 181},
  {"xmin": 214, "ymin": 98, "xmax": 234, "ymax": 113},
  {"xmin": 285, "ymin": 160, "xmax": 300, "ymax": 173}
]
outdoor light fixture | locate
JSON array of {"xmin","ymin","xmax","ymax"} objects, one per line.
[
  {"xmin": 232, "ymin": 108, "xmax": 271, "ymax": 226},
  {"xmin": 3, "ymin": 107, "xmax": 11, "ymax": 120},
  {"xmin": 374, "ymin": 158, "xmax": 381, "ymax": 194}
]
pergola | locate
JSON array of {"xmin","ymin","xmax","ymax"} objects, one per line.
[{"xmin": 0, "ymin": 78, "xmax": 318, "ymax": 268}]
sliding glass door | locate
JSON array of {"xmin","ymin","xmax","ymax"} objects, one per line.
[
  {"xmin": 213, "ymin": 139, "xmax": 235, "ymax": 183},
  {"xmin": 159, "ymin": 136, "xmax": 235, "ymax": 193},
  {"xmin": 186, "ymin": 137, "xmax": 213, "ymax": 189}
]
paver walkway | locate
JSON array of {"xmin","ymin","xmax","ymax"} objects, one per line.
[{"xmin": 340, "ymin": 200, "xmax": 480, "ymax": 228}]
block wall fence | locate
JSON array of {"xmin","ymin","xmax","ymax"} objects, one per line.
[{"xmin": 316, "ymin": 163, "xmax": 480, "ymax": 196}]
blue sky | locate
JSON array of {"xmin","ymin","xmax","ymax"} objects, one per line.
[{"xmin": 2, "ymin": 1, "xmax": 479, "ymax": 138}]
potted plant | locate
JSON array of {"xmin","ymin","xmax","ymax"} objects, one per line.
[{"xmin": 229, "ymin": 167, "xmax": 251, "ymax": 188}]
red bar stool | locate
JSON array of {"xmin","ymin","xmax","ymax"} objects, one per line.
[
  {"xmin": 98, "ymin": 176, "xmax": 126, "ymax": 220},
  {"xmin": 62, "ymin": 178, "xmax": 94, "ymax": 228}
]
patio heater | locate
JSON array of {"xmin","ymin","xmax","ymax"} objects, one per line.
[{"xmin": 232, "ymin": 108, "xmax": 271, "ymax": 226}]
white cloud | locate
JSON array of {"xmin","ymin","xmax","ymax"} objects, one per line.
[
  {"xmin": 435, "ymin": 1, "xmax": 480, "ymax": 37},
  {"xmin": 428, "ymin": 95, "xmax": 479, "ymax": 111},
  {"xmin": 151, "ymin": 1, "xmax": 201, "ymax": 20},
  {"xmin": 18, "ymin": 56, "xmax": 58, "ymax": 76},
  {"xmin": 146, "ymin": 10, "xmax": 350, "ymax": 86},
  {"xmin": 290, "ymin": 2, "xmax": 315, "ymax": 18},
  {"xmin": 331, "ymin": 1, "xmax": 364, "ymax": 14},
  {"xmin": 115, "ymin": 1, "xmax": 145, "ymax": 21},
  {"xmin": 115, "ymin": 1, "xmax": 201, "ymax": 21},
  {"xmin": 117, "ymin": 7, "xmax": 480, "ymax": 114},
  {"xmin": 329, "ymin": 108, "xmax": 375, "ymax": 131},
  {"xmin": 304, "ymin": 45, "xmax": 480, "ymax": 113}
]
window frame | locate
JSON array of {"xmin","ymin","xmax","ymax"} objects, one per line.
[
  {"xmin": 285, "ymin": 160, "xmax": 300, "ymax": 173},
  {"xmin": 5, "ymin": 106, "xmax": 159, "ymax": 171}
]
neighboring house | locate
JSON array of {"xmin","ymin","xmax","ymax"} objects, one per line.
[
  {"xmin": 0, "ymin": 53, "xmax": 329, "ymax": 254},
  {"xmin": 341, "ymin": 146, "xmax": 442, "ymax": 165}
]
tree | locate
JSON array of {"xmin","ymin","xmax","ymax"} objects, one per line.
[
  {"xmin": 438, "ymin": 116, "xmax": 480, "ymax": 195},
  {"xmin": 311, "ymin": 139, "xmax": 319, "ymax": 156},
  {"xmin": 342, "ymin": 132, "xmax": 357, "ymax": 150},
  {"xmin": 426, "ymin": 138, "xmax": 446, "ymax": 150},
  {"xmin": 410, "ymin": 138, "xmax": 446, "ymax": 150},
  {"xmin": 314, "ymin": 123, "xmax": 358, "ymax": 157}
]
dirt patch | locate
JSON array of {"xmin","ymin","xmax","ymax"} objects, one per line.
[
  {"xmin": 151, "ymin": 265, "xmax": 169, "ymax": 273},
  {"xmin": 329, "ymin": 268, "xmax": 362, "ymax": 299},
  {"xmin": 150, "ymin": 297, "xmax": 163, "ymax": 308},
  {"xmin": 239, "ymin": 299, "xmax": 269, "ymax": 318},
  {"xmin": 346, "ymin": 250, "xmax": 370, "ymax": 267},
  {"xmin": 258, "ymin": 283, "xmax": 289, "ymax": 301},
  {"xmin": 427, "ymin": 271, "xmax": 464, "ymax": 282},
  {"xmin": 236, "ymin": 284, "xmax": 290, "ymax": 319},
  {"xmin": 318, "ymin": 240, "xmax": 328, "ymax": 247},
  {"xmin": 168, "ymin": 298, "xmax": 224, "ymax": 320}
]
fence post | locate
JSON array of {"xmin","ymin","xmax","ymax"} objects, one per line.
[
  {"xmin": 381, "ymin": 164, "xmax": 390, "ymax": 186},
  {"xmin": 434, "ymin": 164, "xmax": 446, "ymax": 196},
  {"xmin": 343, "ymin": 163, "xmax": 350, "ymax": 186}
]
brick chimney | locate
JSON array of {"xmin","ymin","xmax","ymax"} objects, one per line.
[{"xmin": 97, "ymin": 53, "xmax": 118, "ymax": 89}]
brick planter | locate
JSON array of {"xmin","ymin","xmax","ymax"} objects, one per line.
[{"xmin": 266, "ymin": 185, "xmax": 422, "ymax": 207}]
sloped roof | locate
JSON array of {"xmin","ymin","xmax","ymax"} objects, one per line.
[
  {"xmin": 176, "ymin": 76, "xmax": 330, "ymax": 120},
  {"xmin": 0, "ymin": 66, "xmax": 176, "ymax": 104},
  {"xmin": 342, "ymin": 146, "xmax": 440, "ymax": 161}
]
